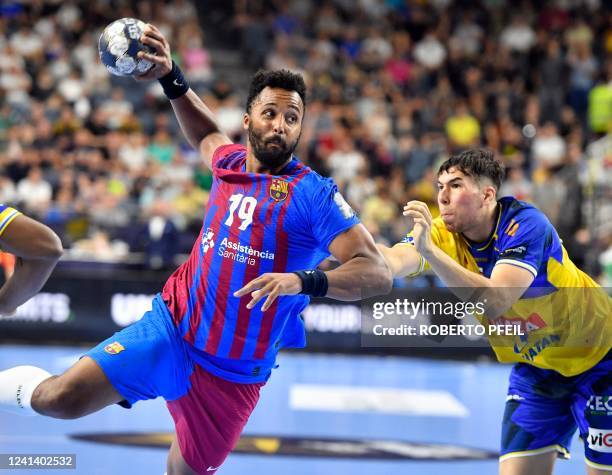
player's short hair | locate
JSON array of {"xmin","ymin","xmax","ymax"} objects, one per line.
[
  {"xmin": 246, "ymin": 69, "xmax": 307, "ymax": 113},
  {"xmin": 438, "ymin": 149, "xmax": 505, "ymax": 190}
]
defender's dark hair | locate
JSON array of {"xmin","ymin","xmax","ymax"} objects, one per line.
[
  {"xmin": 438, "ymin": 149, "xmax": 505, "ymax": 190},
  {"xmin": 246, "ymin": 69, "xmax": 307, "ymax": 113}
]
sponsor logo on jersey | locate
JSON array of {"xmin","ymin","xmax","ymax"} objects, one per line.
[
  {"xmin": 269, "ymin": 178, "xmax": 289, "ymax": 202},
  {"xmin": 218, "ymin": 237, "xmax": 275, "ymax": 266},
  {"xmin": 333, "ymin": 192, "xmax": 355, "ymax": 219},
  {"xmin": 201, "ymin": 228, "xmax": 215, "ymax": 254},
  {"xmin": 587, "ymin": 428, "xmax": 612, "ymax": 453},
  {"xmin": 495, "ymin": 313, "xmax": 560, "ymax": 361},
  {"xmin": 500, "ymin": 244, "xmax": 528, "ymax": 259},
  {"xmin": 517, "ymin": 334, "xmax": 561, "ymax": 362},
  {"xmin": 495, "ymin": 312, "xmax": 547, "ymax": 342},
  {"xmin": 104, "ymin": 341, "xmax": 125, "ymax": 355}
]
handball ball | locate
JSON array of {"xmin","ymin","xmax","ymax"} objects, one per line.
[{"xmin": 98, "ymin": 18, "xmax": 154, "ymax": 76}]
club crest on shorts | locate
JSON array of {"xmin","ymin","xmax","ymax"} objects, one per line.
[
  {"xmin": 104, "ymin": 341, "xmax": 125, "ymax": 355},
  {"xmin": 269, "ymin": 178, "xmax": 289, "ymax": 202}
]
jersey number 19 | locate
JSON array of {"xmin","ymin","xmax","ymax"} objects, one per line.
[{"xmin": 225, "ymin": 194, "xmax": 257, "ymax": 231}]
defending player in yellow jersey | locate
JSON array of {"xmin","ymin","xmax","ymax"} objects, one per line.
[
  {"xmin": 378, "ymin": 149, "xmax": 611, "ymax": 475},
  {"xmin": 0, "ymin": 204, "xmax": 63, "ymax": 317}
]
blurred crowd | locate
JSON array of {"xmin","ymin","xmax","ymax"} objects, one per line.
[{"xmin": 0, "ymin": 0, "xmax": 611, "ymax": 283}]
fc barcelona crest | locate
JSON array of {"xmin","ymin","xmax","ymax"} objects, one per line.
[
  {"xmin": 270, "ymin": 178, "xmax": 289, "ymax": 202},
  {"xmin": 104, "ymin": 341, "xmax": 125, "ymax": 355}
]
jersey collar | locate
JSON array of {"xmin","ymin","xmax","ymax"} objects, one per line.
[
  {"xmin": 241, "ymin": 156, "xmax": 299, "ymax": 176},
  {"xmin": 463, "ymin": 202, "xmax": 503, "ymax": 251}
]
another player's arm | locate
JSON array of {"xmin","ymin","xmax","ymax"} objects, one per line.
[
  {"xmin": 403, "ymin": 201, "xmax": 533, "ymax": 319},
  {"xmin": 0, "ymin": 214, "xmax": 63, "ymax": 314},
  {"xmin": 376, "ymin": 243, "xmax": 422, "ymax": 278},
  {"xmin": 136, "ymin": 24, "xmax": 231, "ymax": 169},
  {"xmin": 423, "ymin": 245, "xmax": 533, "ymax": 318}
]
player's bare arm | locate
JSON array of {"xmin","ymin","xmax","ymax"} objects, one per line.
[
  {"xmin": 136, "ymin": 23, "xmax": 231, "ymax": 168},
  {"xmin": 325, "ymin": 223, "xmax": 393, "ymax": 299},
  {"xmin": 0, "ymin": 214, "xmax": 63, "ymax": 315},
  {"xmin": 376, "ymin": 198, "xmax": 426, "ymax": 277},
  {"xmin": 234, "ymin": 224, "xmax": 392, "ymax": 310},
  {"xmin": 403, "ymin": 200, "xmax": 534, "ymax": 319},
  {"xmin": 376, "ymin": 243, "xmax": 422, "ymax": 278}
]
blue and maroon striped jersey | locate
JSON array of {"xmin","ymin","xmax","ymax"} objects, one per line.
[{"xmin": 161, "ymin": 144, "xmax": 359, "ymax": 378}]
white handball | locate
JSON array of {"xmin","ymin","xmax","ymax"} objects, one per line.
[{"xmin": 98, "ymin": 18, "xmax": 154, "ymax": 76}]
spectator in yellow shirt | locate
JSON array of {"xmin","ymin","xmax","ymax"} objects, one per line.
[{"xmin": 446, "ymin": 101, "xmax": 481, "ymax": 149}]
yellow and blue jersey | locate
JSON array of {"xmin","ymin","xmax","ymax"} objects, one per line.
[
  {"xmin": 400, "ymin": 196, "xmax": 611, "ymax": 376},
  {"xmin": 0, "ymin": 204, "xmax": 21, "ymax": 237}
]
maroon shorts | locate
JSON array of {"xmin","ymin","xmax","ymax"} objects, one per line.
[{"xmin": 166, "ymin": 365, "xmax": 264, "ymax": 474}]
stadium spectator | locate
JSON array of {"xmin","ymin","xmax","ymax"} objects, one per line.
[{"xmin": 16, "ymin": 167, "xmax": 52, "ymax": 214}]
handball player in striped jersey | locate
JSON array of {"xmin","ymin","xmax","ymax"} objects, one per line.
[{"xmin": 0, "ymin": 24, "xmax": 392, "ymax": 475}]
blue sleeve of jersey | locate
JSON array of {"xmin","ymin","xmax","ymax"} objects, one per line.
[
  {"xmin": 310, "ymin": 178, "xmax": 360, "ymax": 252},
  {"xmin": 495, "ymin": 209, "xmax": 553, "ymax": 278}
]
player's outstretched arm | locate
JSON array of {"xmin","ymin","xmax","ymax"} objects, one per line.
[
  {"xmin": 324, "ymin": 224, "xmax": 393, "ymax": 300},
  {"xmin": 136, "ymin": 24, "xmax": 231, "ymax": 169},
  {"xmin": 405, "ymin": 200, "xmax": 534, "ymax": 319},
  {"xmin": 0, "ymin": 214, "xmax": 63, "ymax": 315},
  {"xmin": 376, "ymin": 243, "xmax": 422, "ymax": 278},
  {"xmin": 234, "ymin": 224, "xmax": 392, "ymax": 310}
]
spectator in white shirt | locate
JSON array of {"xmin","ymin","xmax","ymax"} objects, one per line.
[
  {"xmin": 327, "ymin": 137, "xmax": 366, "ymax": 187},
  {"xmin": 17, "ymin": 167, "xmax": 52, "ymax": 214},
  {"xmin": 500, "ymin": 16, "xmax": 536, "ymax": 53},
  {"xmin": 531, "ymin": 122, "xmax": 566, "ymax": 169},
  {"xmin": 414, "ymin": 31, "xmax": 447, "ymax": 70}
]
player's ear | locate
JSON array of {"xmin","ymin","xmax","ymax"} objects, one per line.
[
  {"xmin": 483, "ymin": 185, "xmax": 497, "ymax": 204},
  {"xmin": 243, "ymin": 112, "xmax": 250, "ymax": 131}
]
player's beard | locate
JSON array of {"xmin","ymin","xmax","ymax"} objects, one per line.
[{"xmin": 248, "ymin": 123, "xmax": 300, "ymax": 170}]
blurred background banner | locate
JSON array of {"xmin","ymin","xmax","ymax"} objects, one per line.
[{"xmin": 0, "ymin": 265, "xmax": 495, "ymax": 359}]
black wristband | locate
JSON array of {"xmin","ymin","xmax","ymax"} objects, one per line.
[
  {"xmin": 293, "ymin": 270, "xmax": 328, "ymax": 297},
  {"xmin": 158, "ymin": 61, "xmax": 189, "ymax": 99}
]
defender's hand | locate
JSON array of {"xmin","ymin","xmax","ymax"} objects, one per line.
[
  {"xmin": 403, "ymin": 201, "xmax": 434, "ymax": 256},
  {"xmin": 401, "ymin": 200, "xmax": 426, "ymax": 233},
  {"xmin": 134, "ymin": 23, "xmax": 172, "ymax": 81},
  {"xmin": 234, "ymin": 273, "xmax": 302, "ymax": 312}
]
